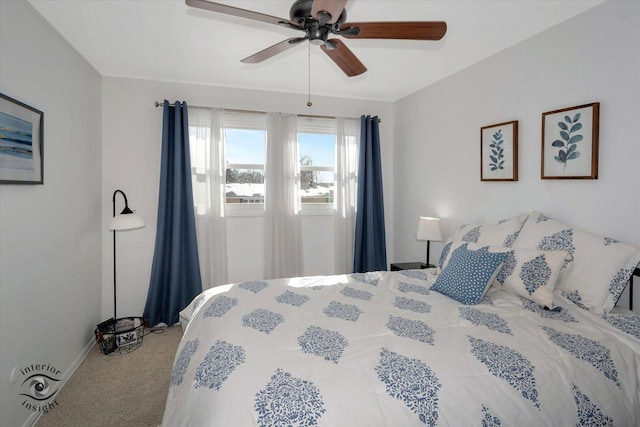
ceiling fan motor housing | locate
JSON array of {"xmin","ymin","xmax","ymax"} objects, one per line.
[
  {"xmin": 308, "ymin": 22, "xmax": 329, "ymax": 45},
  {"xmin": 290, "ymin": 0, "xmax": 346, "ymax": 45}
]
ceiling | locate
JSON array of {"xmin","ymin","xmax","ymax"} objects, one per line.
[{"xmin": 28, "ymin": 0, "xmax": 604, "ymax": 102}]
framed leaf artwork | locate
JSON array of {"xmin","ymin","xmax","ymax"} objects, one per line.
[
  {"xmin": 541, "ymin": 102, "xmax": 599, "ymax": 179},
  {"xmin": 480, "ymin": 120, "xmax": 518, "ymax": 181}
]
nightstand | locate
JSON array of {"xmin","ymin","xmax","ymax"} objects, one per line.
[{"xmin": 390, "ymin": 262, "xmax": 434, "ymax": 271}]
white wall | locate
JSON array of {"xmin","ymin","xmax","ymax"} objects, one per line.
[
  {"xmin": 393, "ymin": 0, "xmax": 640, "ymax": 310},
  {"xmin": 101, "ymin": 77, "xmax": 395, "ymax": 321},
  {"xmin": 0, "ymin": 2, "xmax": 102, "ymax": 426}
]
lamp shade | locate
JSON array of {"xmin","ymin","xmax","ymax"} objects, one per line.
[
  {"xmin": 109, "ymin": 212, "xmax": 145, "ymax": 231},
  {"xmin": 416, "ymin": 217, "xmax": 443, "ymax": 242}
]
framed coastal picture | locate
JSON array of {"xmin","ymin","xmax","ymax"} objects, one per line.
[
  {"xmin": 541, "ymin": 102, "xmax": 599, "ymax": 180},
  {"xmin": 0, "ymin": 93, "xmax": 44, "ymax": 184},
  {"xmin": 480, "ymin": 120, "xmax": 518, "ymax": 181}
]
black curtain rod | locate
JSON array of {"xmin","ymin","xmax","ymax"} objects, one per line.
[{"xmin": 153, "ymin": 101, "xmax": 381, "ymax": 123}]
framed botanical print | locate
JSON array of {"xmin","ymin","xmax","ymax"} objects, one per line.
[
  {"xmin": 541, "ymin": 102, "xmax": 599, "ymax": 179},
  {"xmin": 480, "ymin": 120, "xmax": 518, "ymax": 181},
  {"xmin": 0, "ymin": 93, "xmax": 44, "ymax": 184}
]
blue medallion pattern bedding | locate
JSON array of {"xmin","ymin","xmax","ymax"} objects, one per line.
[{"xmin": 163, "ymin": 271, "xmax": 640, "ymax": 427}]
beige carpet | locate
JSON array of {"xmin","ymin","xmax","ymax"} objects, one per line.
[{"xmin": 37, "ymin": 325, "xmax": 182, "ymax": 427}]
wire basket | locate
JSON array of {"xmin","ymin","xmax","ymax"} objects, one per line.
[{"xmin": 95, "ymin": 317, "xmax": 145, "ymax": 355}]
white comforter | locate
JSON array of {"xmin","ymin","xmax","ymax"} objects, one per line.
[{"xmin": 162, "ymin": 270, "xmax": 640, "ymax": 426}]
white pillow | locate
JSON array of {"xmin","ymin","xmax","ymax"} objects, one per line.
[
  {"xmin": 438, "ymin": 237, "xmax": 455, "ymax": 270},
  {"xmin": 493, "ymin": 247, "xmax": 568, "ymax": 308},
  {"xmin": 452, "ymin": 213, "xmax": 528, "ymax": 247},
  {"xmin": 441, "ymin": 240, "xmax": 568, "ymax": 308},
  {"xmin": 513, "ymin": 211, "xmax": 640, "ymax": 314}
]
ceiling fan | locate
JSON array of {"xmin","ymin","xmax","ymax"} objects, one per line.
[{"xmin": 185, "ymin": 0, "xmax": 447, "ymax": 77}]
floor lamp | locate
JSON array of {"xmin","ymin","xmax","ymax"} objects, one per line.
[
  {"xmin": 416, "ymin": 216, "xmax": 443, "ymax": 268},
  {"xmin": 95, "ymin": 190, "xmax": 146, "ymax": 355},
  {"xmin": 109, "ymin": 189, "xmax": 145, "ymax": 321},
  {"xmin": 95, "ymin": 190, "xmax": 144, "ymax": 354}
]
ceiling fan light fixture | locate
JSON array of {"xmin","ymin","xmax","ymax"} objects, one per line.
[{"xmin": 306, "ymin": 21, "xmax": 330, "ymax": 45}]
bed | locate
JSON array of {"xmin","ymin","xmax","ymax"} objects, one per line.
[{"xmin": 162, "ymin": 211, "xmax": 640, "ymax": 426}]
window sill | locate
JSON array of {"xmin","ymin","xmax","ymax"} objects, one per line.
[
  {"xmin": 301, "ymin": 204, "xmax": 334, "ymax": 216},
  {"xmin": 225, "ymin": 204, "xmax": 264, "ymax": 217},
  {"xmin": 223, "ymin": 204, "xmax": 335, "ymax": 217}
]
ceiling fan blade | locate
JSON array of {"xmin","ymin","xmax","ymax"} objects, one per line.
[
  {"xmin": 341, "ymin": 21, "xmax": 447, "ymax": 40},
  {"xmin": 185, "ymin": 0, "xmax": 299, "ymax": 29},
  {"xmin": 311, "ymin": 0, "xmax": 348, "ymax": 24},
  {"xmin": 321, "ymin": 39, "xmax": 366, "ymax": 77},
  {"xmin": 241, "ymin": 38, "xmax": 306, "ymax": 64}
]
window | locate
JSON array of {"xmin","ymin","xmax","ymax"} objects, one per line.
[
  {"xmin": 298, "ymin": 117, "xmax": 336, "ymax": 205},
  {"xmin": 224, "ymin": 112, "xmax": 267, "ymax": 205},
  {"xmin": 190, "ymin": 110, "xmax": 340, "ymax": 215}
]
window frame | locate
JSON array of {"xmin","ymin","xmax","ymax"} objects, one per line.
[
  {"xmin": 223, "ymin": 112, "xmax": 267, "ymax": 216},
  {"xmin": 297, "ymin": 117, "xmax": 336, "ymax": 215},
  {"xmin": 196, "ymin": 111, "xmax": 339, "ymax": 217}
]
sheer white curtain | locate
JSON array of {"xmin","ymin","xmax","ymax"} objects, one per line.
[
  {"xmin": 264, "ymin": 112, "xmax": 304, "ymax": 279},
  {"xmin": 189, "ymin": 107, "xmax": 228, "ymax": 289},
  {"xmin": 334, "ymin": 117, "xmax": 361, "ymax": 274}
]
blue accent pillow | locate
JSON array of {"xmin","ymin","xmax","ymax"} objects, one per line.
[{"xmin": 431, "ymin": 243, "xmax": 507, "ymax": 305}]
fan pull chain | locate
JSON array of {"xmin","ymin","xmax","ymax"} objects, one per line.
[{"xmin": 307, "ymin": 42, "xmax": 313, "ymax": 107}]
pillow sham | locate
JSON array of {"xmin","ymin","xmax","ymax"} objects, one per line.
[
  {"xmin": 513, "ymin": 211, "xmax": 640, "ymax": 313},
  {"xmin": 440, "ymin": 240, "xmax": 568, "ymax": 308},
  {"xmin": 438, "ymin": 238, "xmax": 454, "ymax": 270},
  {"xmin": 431, "ymin": 243, "xmax": 507, "ymax": 305},
  {"xmin": 493, "ymin": 247, "xmax": 568, "ymax": 308},
  {"xmin": 451, "ymin": 213, "xmax": 528, "ymax": 248}
]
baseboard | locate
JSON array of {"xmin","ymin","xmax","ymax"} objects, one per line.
[{"xmin": 24, "ymin": 337, "xmax": 96, "ymax": 427}]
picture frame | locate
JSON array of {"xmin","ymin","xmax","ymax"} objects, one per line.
[
  {"xmin": 0, "ymin": 93, "xmax": 44, "ymax": 184},
  {"xmin": 480, "ymin": 120, "xmax": 518, "ymax": 181},
  {"xmin": 541, "ymin": 102, "xmax": 599, "ymax": 180}
]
